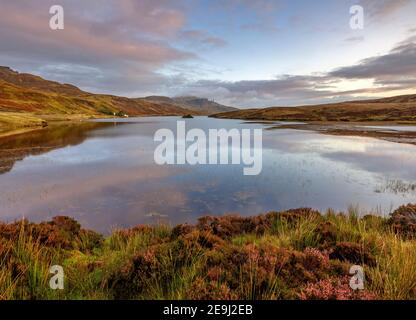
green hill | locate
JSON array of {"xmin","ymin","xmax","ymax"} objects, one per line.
[
  {"xmin": 0, "ymin": 66, "xmax": 198, "ymax": 117},
  {"xmin": 0, "ymin": 67, "xmax": 208, "ymax": 134}
]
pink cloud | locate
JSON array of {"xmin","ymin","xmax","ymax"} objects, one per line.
[{"xmin": 0, "ymin": 1, "xmax": 193, "ymax": 64}]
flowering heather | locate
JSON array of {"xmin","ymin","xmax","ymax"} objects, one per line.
[
  {"xmin": 1, "ymin": 205, "xmax": 416, "ymax": 300},
  {"xmin": 299, "ymin": 277, "xmax": 377, "ymax": 300}
]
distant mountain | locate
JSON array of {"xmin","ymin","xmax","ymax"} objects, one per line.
[
  {"xmin": 172, "ymin": 96, "xmax": 236, "ymax": 114},
  {"xmin": 0, "ymin": 67, "xmax": 201, "ymax": 118},
  {"xmin": 212, "ymin": 94, "xmax": 416, "ymax": 122},
  {"xmin": 141, "ymin": 95, "xmax": 236, "ymax": 115}
]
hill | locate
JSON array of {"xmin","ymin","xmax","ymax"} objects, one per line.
[
  {"xmin": 141, "ymin": 95, "xmax": 236, "ymax": 115},
  {"xmin": 0, "ymin": 66, "xmax": 220, "ymax": 134},
  {"xmin": 212, "ymin": 94, "xmax": 416, "ymax": 122},
  {"xmin": 0, "ymin": 66, "xmax": 197, "ymax": 117},
  {"xmin": 172, "ymin": 96, "xmax": 236, "ymax": 114}
]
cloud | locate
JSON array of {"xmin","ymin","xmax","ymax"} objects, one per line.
[
  {"xmin": 0, "ymin": 0, "xmax": 195, "ymax": 95},
  {"xmin": 219, "ymin": 0, "xmax": 281, "ymax": 14},
  {"xmin": 330, "ymin": 38, "xmax": 416, "ymax": 88},
  {"xmin": 344, "ymin": 36, "xmax": 365, "ymax": 43},
  {"xmin": 0, "ymin": 0, "xmax": 190, "ymax": 61},
  {"xmin": 175, "ymin": 35, "xmax": 416, "ymax": 107},
  {"xmin": 180, "ymin": 30, "xmax": 227, "ymax": 48},
  {"xmin": 359, "ymin": 0, "xmax": 411, "ymax": 19},
  {"xmin": 172, "ymin": 75, "xmax": 340, "ymax": 107},
  {"xmin": 213, "ymin": 0, "xmax": 282, "ymax": 32},
  {"xmin": 0, "ymin": 0, "xmax": 414, "ymax": 107}
]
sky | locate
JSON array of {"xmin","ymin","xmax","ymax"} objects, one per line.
[{"xmin": 0, "ymin": 0, "xmax": 415, "ymax": 108}]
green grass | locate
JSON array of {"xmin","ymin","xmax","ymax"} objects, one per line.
[
  {"xmin": 0, "ymin": 206, "xmax": 415, "ymax": 300},
  {"xmin": 0, "ymin": 112, "xmax": 46, "ymax": 134}
]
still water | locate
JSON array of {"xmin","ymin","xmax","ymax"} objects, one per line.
[{"xmin": 0, "ymin": 117, "xmax": 415, "ymax": 233}]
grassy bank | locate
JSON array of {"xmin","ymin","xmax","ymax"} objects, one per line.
[
  {"xmin": 1, "ymin": 205, "xmax": 415, "ymax": 300},
  {"xmin": 0, "ymin": 112, "xmax": 47, "ymax": 136},
  {"xmin": 0, "ymin": 111, "xmax": 117, "ymax": 139},
  {"xmin": 0, "ymin": 112, "xmax": 90, "ymax": 137},
  {"xmin": 0, "ymin": 67, "xmax": 213, "ymax": 133}
]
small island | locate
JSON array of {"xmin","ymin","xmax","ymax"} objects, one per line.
[{"xmin": 182, "ymin": 114, "xmax": 194, "ymax": 119}]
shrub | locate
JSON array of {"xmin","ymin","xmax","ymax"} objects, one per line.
[
  {"xmin": 299, "ymin": 276, "xmax": 377, "ymax": 300},
  {"xmin": 171, "ymin": 223, "xmax": 195, "ymax": 239},
  {"xmin": 186, "ymin": 278, "xmax": 237, "ymax": 300},
  {"xmin": 1, "ymin": 204, "xmax": 416, "ymax": 300},
  {"xmin": 181, "ymin": 230, "xmax": 225, "ymax": 250},
  {"xmin": 49, "ymin": 216, "xmax": 81, "ymax": 236},
  {"xmin": 197, "ymin": 215, "xmax": 270, "ymax": 239},
  {"xmin": 329, "ymin": 242, "xmax": 376, "ymax": 267},
  {"xmin": 108, "ymin": 248, "xmax": 158, "ymax": 299},
  {"xmin": 388, "ymin": 204, "xmax": 416, "ymax": 238},
  {"xmin": 315, "ymin": 221, "xmax": 338, "ymax": 246},
  {"xmin": 78, "ymin": 229, "xmax": 104, "ymax": 251},
  {"xmin": 0, "ymin": 216, "xmax": 104, "ymax": 252},
  {"xmin": 203, "ymin": 244, "xmax": 338, "ymax": 299},
  {"xmin": 275, "ymin": 208, "xmax": 321, "ymax": 225}
]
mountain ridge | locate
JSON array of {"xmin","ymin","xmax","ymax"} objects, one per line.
[
  {"xmin": 0, "ymin": 66, "xmax": 235, "ymax": 117},
  {"xmin": 0, "ymin": 66, "xmax": 235, "ymax": 134},
  {"xmin": 140, "ymin": 95, "xmax": 236, "ymax": 114},
  {"xmin": 212, "ymin": 94, "xmax": 416, "ymax": 122},
  {"xmin": 0, "ymin": 66, "xmax": 200, "ymax": 117}
]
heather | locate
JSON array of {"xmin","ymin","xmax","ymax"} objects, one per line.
[{"xmin": 1, "ymin": 205, "xmax": 416, "ymax": 300}]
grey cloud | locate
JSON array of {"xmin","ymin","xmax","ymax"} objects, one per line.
[
  {"xmin": 330, "ymin": 39, "xmax": 416, "ymax": 88},
  {"xmin": 0, "ymin": 0, "xmax": 414, "ymax": 107},
  {"xmin": 180, "ymin": 30, "xmax": 227, "ymax": 48},
  {"xmin": 173, "ymin": 75, "xmax": 342, "ymax": 107},
  {"xmin": 0, "ymin": 0, "xmax": 195, "ymax": 96},
  {"xmin": 359, "ymin": 0, "xmax": 411, "ymax": 19},
  {"xmin": 344, "ymin": 36, "xmax": 365, "ymax": 43},
  {"xmin": 176, "ymin": 36, "xmax": 416, "ymax": 107},
  {"xmin": 214, "ymin": 0, "xmax": 282, "ymax": 32}
]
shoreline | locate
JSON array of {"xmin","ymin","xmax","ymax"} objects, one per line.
[
  {"xmin": 0, "ymin": 112, "xmax": 203, "ymax": 140},
  {"xmin": 267, "ymin": 121, "xmax": 416, "ymax": 146},
  {"xmin": 0, "ymin": 113, "xmax": 123, "ymax": 140},
  {"xmin": 3, "ymin": 110, "xmax": 416, "ymax": 144}
]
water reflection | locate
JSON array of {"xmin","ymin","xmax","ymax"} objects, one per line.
[
  {"xmin": 364, "ymin": 125, "xmax": 416, "ymax": 132},
  {"xmin": 0, "ymin": 121, "xmax": 116, "ymax": 174},
  {"xmin": 0, "ymin": 117, "xmax": 415, "ymax": 233}
]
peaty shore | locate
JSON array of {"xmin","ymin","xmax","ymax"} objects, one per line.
[{"xmin": 1, "ymin": 204, "xmax": 415, "ymax": 300}]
